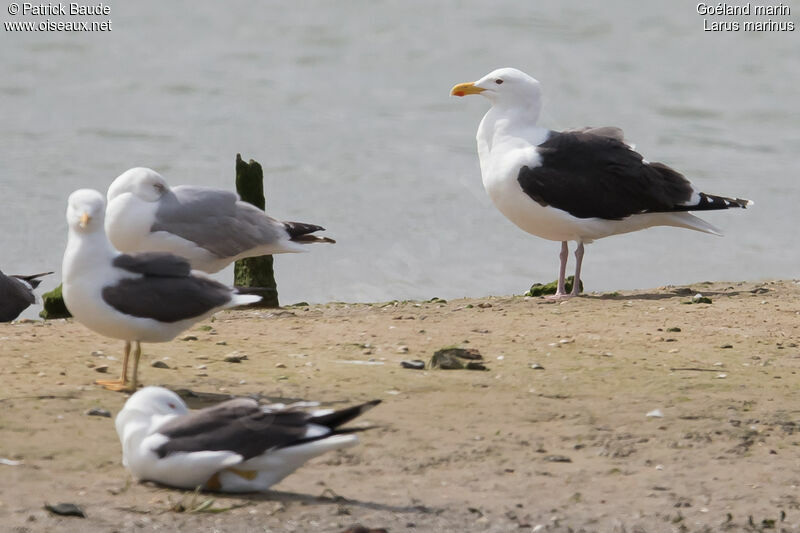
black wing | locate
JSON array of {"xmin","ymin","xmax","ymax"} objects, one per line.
[
  {"xmin": 155, "ymin": 399, "xmax": 318, "ymax": 460},
  {"xmin": 154, "ymin": 399, "xmax": 381, "ymax": 461},
  {"xmin": 102, "ymin": 276, "xmax": 232, "ymax": 323},
  {"xmin": 112, "ymin": 253, "xmax": 191, "ymax": 277},
  {"xmin": 103, "ymin": 253, "xmax": 231, "ymax": 322},
  {"xmin": 0, "ymin": 270, "xmax": 35, "ymax": 322},
  {"xmin": 518, "ymin": 130, "xmax": 695, "ymax": 220}
]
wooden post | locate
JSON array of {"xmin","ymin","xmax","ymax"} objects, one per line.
[{"xmin": 233, "ymin": 154, "xmax": 279, "ymax": 307}]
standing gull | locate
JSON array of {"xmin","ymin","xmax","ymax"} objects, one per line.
[
  {"xmin": 62, "ymin": 189, "xmax": 260, "ymax": 392},
  {"xmin": 106, "ymin": 167, "xmax": 335, "ymax": 273},
  {"xmin": 0, "ymin": 270, "xmax": 52, "ymax": 322},
  {"xmin": 451, "ymin": 68, "xmax": 752, "ymax": 299},
  {"xmin": 116, "ymin": 386, "xmax": 380, "ymax": 492}
]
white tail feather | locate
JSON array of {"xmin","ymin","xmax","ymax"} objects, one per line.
[{"xmin": 230, "ymin": 294, "xmax": 261, "ymax": 307}]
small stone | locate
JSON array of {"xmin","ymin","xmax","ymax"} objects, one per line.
[
  {"xmin": 543, "ymin": 455, "xmax": 572, "ymax": 463},
  {"xmin": 215, "ymin": 341, "xmax": 227, "ymax": 346},
  {"xmin": 666, "ymin": 327, "xmax": 681, "ymax": 333},
  {"xmin": 44, "ymin": 503, "xmax": 85, "ymax": 518},
  {"xmin": 94, "ymin": 365, "xmax": 108, "ymax": 374},
  {"xmin": 720, "ymin": 344, "xmax": 733, "ymax": 349},
  {"xmin": 196, "ymin": 364, "xmax": 207, "ymax": 370},
  {"xmin": 151, "ymin": 360, "xmax": 169, "ymax": 369},
  {"xmin": 396, "ymin": 345, "xmax": 409, "ymax": 354},
  {"xmin": 90, "ymin": 350, "xmax": 104, "ymax": 357},
  {"xmin": 646, "ymin": 409, "xmax": 664, "ymax": 418},
  {"xmin": 716, "ymin": 373, "xmax": 727, "ymax": 379},
  {"xmin": 85, "ymin": 408, "xmax": 111, "ymax": 418},
  {"xmin": 530, "ymin": 363, "xmax": 545, "ymax": 370},
  {"xmin": 224, "ymin": 353, "xmax": 248, "ymax": 363},
  {"xmin": 401, "ymin": 360, "xmax": 425, "ymax": 370},
  {"xmin": 275, "ymin": 363, "xmax": 287, "ymax": 368},
  {"xmin": 181, "ymin": 335, "xmax": 198, "ymax": 341}
]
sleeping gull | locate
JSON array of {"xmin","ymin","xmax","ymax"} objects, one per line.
[
  {"xmin": 451, "ymin": 68, "xmax": 752, "ymax": 299},
  {"xmin": 62, "ymin": 189, "xmax": 260, "ymax": 392},
  {"xmin": 116, "ymin": 386, "xmax": 380, "ymax": 492},
  {"xmin": 0, "ymin": 270, "xmax": 52, "ymax": 322},
  {"xmin": 106, "ymin": 167, "xmax": 335, "ymax": 273}
]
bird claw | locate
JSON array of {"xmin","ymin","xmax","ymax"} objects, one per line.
[
  {"xmin": 544, "ymin": 293, "xmax": 576, "ymax": 301},
  {"xmin": 95, "ymin": 378, "xmax": 137, "ymax": 392}
]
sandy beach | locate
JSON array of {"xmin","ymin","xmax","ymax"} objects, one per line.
[{"xmin": 2, "ymin": 279, "xmax": 800, "ymax": 532}]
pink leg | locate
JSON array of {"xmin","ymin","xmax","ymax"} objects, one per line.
[
  {"xmin": 545, "ymin": 242, "xmax": 570, "ymax": 300},
  {"xmin": 571, "ymin": 242, "xmax": 584, "ymax": 296}
]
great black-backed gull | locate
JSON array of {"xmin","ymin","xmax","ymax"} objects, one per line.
[
  {"xmin": 115, "ymin": 386, "xmax": 380, "ymax": 492},
  {"xmin": 105, "ymin": 168, "xmax": 335, "ymax": 274},
  {"xmin": 0, "ymin": 270, "xmax": 52, "ymax": 322},
  {"xmin": 451, "ymin": 68, "xmax": 752, "ymax": 299},
  {"xmin": 62, "ymin": 189, "xmax": 260, "ymax": 391}
]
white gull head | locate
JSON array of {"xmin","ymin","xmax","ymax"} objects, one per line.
[
  {"xmin": 451, "ymin": 67, "xmax": 543, "ymax": 122},
  {"xmin": 67, "ymin": 188, "xmax": 107, "ymax": 234},
  {"xmin": 107, "ymin": 167, "xmax": 169, "ymax": 203}
]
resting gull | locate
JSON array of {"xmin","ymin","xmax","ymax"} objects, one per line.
[
  {"xmin": 0, "ymin": 270, "xmax": 52, "ymax": 322},
  {"xmin": 62, "ymin": 189, "xmax": 260, "ymax": 391},
  {"xmin": 106, "ymin": 167, "xmax": 335, "ymax": 273},
  {"xmin": 451, "ymin": 68, "xmax": 752, "ymax": 299},
  {"xmin": 116, "ymin": 386, "xmax": 380, "ymax": 492}
]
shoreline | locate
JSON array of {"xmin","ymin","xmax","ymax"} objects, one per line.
[{"xmin": 2, "ymin": 279, "xmax": 799, "ymax": 532}]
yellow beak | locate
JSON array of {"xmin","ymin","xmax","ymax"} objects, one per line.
[
  {"xmin": 450, "ymin": 82, "xmax": 485, "ymax": 97},
  {"xmin": 79, "ymin": 212, "xmax": 90, "ymax": 228}
]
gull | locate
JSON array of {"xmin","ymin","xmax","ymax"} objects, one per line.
[
  {"xmin": 106, "ymin": 167, "xmax": 334, "ymax": 273},
  {"xmin": 0, "ymin": 270, "xmax": 52, "ymax": 322},
  {"xmin": 451, "ymin": 68, "xmax": 751, "ymax": 299},
  {"xmin": 62, "ymin": 189, "xmax": 260, "ymax": 391},
  {"xmin": 116, "ymin": 386, "xmax": 380, "ymax": 492}
]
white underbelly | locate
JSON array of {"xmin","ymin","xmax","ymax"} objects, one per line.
[{"xmin": 63, "ymin": 276, "xmax": 199, "ymax": 343}]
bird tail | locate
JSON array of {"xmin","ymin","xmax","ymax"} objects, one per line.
[
  {"xmin": 12, "ymin": 271, "xmax": 54, "ymax": 289},
  {"xmin": 310, "ymin": 399, "xmax": 381, "ymax": 430},
  {"xmin": 230, "ymin": 294, "xmax": 261, "ymax": 307},
  {"xmin": 283, "ymin": 221, "xmax": 336, "ymax": 244},
  {"xmin": 679, "ymin": 192, "xmax": 753, "ymax": 212}
]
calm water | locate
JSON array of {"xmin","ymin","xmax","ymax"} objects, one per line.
[{"xmin": 2, "ymin": 1, "xmax": 798, "ymax": 317}]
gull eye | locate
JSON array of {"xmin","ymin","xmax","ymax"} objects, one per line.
[
  {"xmin": 168, "ymin": 402, "xmax": 176, "ymax": 409},
  {"xmin": 495, "ymin": 79, "xmax": 504, "ymax": 85}
]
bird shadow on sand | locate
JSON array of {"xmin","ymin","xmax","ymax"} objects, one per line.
[
  {"xmin": 578, "ymin": 285, "xmax": 761, "ymax": 302},
  {"xmin": 231, "ymin": 488, "xmax": 436, "ymax": 515}
]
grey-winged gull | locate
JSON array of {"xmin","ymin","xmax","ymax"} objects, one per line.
[
  {"xmin": 105, "ymin": 167, "xmax": 335, "ymax": 273},
  {"xmin": 451, "ymin": 68, "xmax": 752, "ymax": 299},
  {"xmin": 116, "ymin": 386, "xmax": 380, "ymax": 492},
  {"xmin": 62, "ymin": 189, "xmax": 260, "ymax": 392},
  {"xmin": 0, "ymin": 270, "xmax": 52, "ymax": 322}
]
